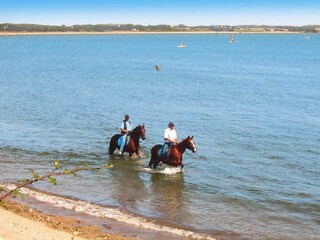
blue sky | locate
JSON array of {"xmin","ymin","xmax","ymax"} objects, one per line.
[{"xmin": 1, "ymin": 0, "xmax": 319, "ymax": 25}]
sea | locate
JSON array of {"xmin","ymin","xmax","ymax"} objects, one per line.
[{"xmin": 0, "ymin": 33, "xmax": 319, "ymax": 239}]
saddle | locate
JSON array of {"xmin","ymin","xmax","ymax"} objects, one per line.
[{"xmin": 158, "ymin": 145, "xmax": 171, "ymax": 158}]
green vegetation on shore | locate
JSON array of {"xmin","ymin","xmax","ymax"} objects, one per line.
[{"xmin": 1, "ymin": 23, "xmax": 319, "ymax": 33}]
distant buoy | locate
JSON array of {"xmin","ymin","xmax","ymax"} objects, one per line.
[{"xmin": 155, "ymin": 65, "xmax": 161, "ymax": 71}]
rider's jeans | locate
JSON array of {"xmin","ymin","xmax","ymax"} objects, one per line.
[
  {"xmin": 120, "ymin": 135, "xmax": 130, "ymax": 152},
  {"xmin": 161, "ymin": 142, "xmax": 170, "ymax": 156}
]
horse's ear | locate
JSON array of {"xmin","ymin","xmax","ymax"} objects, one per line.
[
  {"xmin": 191, "ymin": 136, "xmax": 194, "ymax": 139},
  {"xmin": 187, "ymin": 136, "xmax": 190, "ymax": 139}
]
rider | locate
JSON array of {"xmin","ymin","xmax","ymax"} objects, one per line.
[
  {"xmin": 119, "ymin": 114, "xmax": 132, "ymax": 155},
  {"xmin": 161, "ymin": 122, "xmax": 178, "ymax": 156}
]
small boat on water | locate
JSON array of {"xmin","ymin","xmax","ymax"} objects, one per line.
[
  {"xmin": 177, "ymin": 43, "xmax": 187, "ymax": 48},
  {"xmin": 229, "ymin": 33, "xmax": 234, "ymax": 43},
  {"xmin": 305, "ymin": 35, "xmax": 310, "ymax": 40},
  {"xmin": 155, "ymin": 65, "xmax": 161, "ymax": 71}
]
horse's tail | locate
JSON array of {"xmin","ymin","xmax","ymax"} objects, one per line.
[
  {"xmin": 108, "ymin": 142, "xmax": 112, "ymax": 154},
  {"xmin": 148, "ymin": 145, "xmax": 156, "ymax": 167},
  {"xmin": 149, "ymin": 145, "xmax": 162, "ymax": 168},
  {"xmin": 108, "ymin": 134, "xmax": 119, "ymax": 154}
]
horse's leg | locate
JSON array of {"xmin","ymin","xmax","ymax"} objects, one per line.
[
  {"xmin": 148, "ymin": 157, "xmax": 160, "ymax": 168},
  {"xmin": 153, "ymin": 153, "xmax": 161, "ymax": 168},
  {"xmin": 149, "ymin": 147, "xmax": 159, "ymax": 168},
  {"xmin": 126, "ymin": 137, "xmax": 136, "ymax": 158},
  {"xmin": 148, "ymin": 150, "xmax": 155, "ymax": 167},
  {"xmin": 149, "ymin": 145, "xmax": 164, "ymax": 169},
  {"xmin": 148, "ymin": 156, "xmax": 154, "ymax": 167},
  {"xmin": 152, "ymin": 158, "xmax": 160, "ymax": 169},
  {"xmin": 180, "ymin": 156, "xmax": 184, "ymax": 170}
]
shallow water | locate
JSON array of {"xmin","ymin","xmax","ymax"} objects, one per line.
[{"xmin": 1, "ymin": 34, "xmax": 320, "ymax": 239}]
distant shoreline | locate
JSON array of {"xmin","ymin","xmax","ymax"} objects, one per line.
[{"xmin": 0, "ymin": 31, "xmax": 313, "ymax": 36}]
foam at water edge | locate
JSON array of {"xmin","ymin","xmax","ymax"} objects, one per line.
[{"xmin": 1, "ymin": 183, "xmax": 216, "ymax": 240}]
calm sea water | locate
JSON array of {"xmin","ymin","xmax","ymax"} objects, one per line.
[{"xmin": 0, "ymin": 34, "xmax": 319, "ymax": 239}]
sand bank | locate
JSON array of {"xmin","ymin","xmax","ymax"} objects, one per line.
[{"xmin": 0, "ymin": 201, "xmax": 129, "ymax": 240}]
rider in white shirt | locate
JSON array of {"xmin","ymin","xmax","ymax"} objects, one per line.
[{"xmin": 161, "ymin": 122, "xmax": 178, "ymax": 156}]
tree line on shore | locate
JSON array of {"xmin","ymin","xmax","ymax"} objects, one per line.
[{"xmin": 1, "ymin": 23, "xmax": 319, "ymax": 33}]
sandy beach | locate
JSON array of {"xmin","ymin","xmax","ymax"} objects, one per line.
[
  {"xmin": 0, "ymin": 183, "xmax": 200, "ymax": 240},
  {"xmin": 0, "ymin": 201, "xmax": 129, "ymax": 240}
]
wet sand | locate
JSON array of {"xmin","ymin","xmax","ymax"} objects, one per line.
[
  {"xmin": 0, "ymin": 184, "xmax": 199, "ymax": 240},
  {"xmin": 0, "ymin": 200, "xmax": 129, "ymax": 240}
]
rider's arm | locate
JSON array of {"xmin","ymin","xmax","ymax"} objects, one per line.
[
  {"xmin": 172, "ymin": 130, "xmax": 178, "ymax": 143},
  {"xmin": 164, "ymin": 138, "xmax": 178, "ymax": 143},
  {"xmin": 171, "ymin": 138, "xmax": 178, "ymax": 143},
  {"xmin": 121, "ymin": 128, "xmax": 129, "ymax": 133},
  {"xmin": 120, "ymin": 122, "xmax": 129, "ymax": 133}
]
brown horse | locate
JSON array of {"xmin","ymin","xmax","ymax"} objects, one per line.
[
  {"xmin": 148, "ymin": 136, "xmax": 196, "ymax": 169},
  {"xmin": 108, "ymin": 125, "xmax": 146, "ymax": 157}
]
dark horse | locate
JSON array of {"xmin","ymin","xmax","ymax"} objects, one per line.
[
  {"xmin": 149, "ymin": 136, "xmax": 196, "ymax": 169},
  {"xmin": 108, "ymin": 125, "xmax": 146, "ymax": 157}
]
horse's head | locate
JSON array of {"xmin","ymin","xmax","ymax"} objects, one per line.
[
  {"xmin": 133, "ymin": 124, "xmax": 146, "ymax": 140},
  {"xmin": 186, "ymin": 136, "xmax": 197, "ymax": 153},
  {"xmin": 140, "ymin": 124, "xmax": 146, "ymax": 140}
]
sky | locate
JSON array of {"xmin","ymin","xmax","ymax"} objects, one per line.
[{"xmin": 1, "ymin": 0, "xmax": 319, "ymax": 26}]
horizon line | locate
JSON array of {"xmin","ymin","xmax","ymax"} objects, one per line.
[{"xmin": 1, "ymin": 22, "xmax": 320, "ymax": 27}]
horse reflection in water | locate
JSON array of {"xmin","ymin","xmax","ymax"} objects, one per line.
[
  {"xmin": 105, "ymin": 158, "xmax": 150, "ymax": 213},
  {"xmin": 108, "ymin": 125, "xmax": 146, "ymax": 157},
  {"xmin": 149, "ymin": 136, "xmax": 196, "ymax": 170},
  {"xmin": 149, "ymin": 173, "xmax": 196, "ymax": 228}
]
